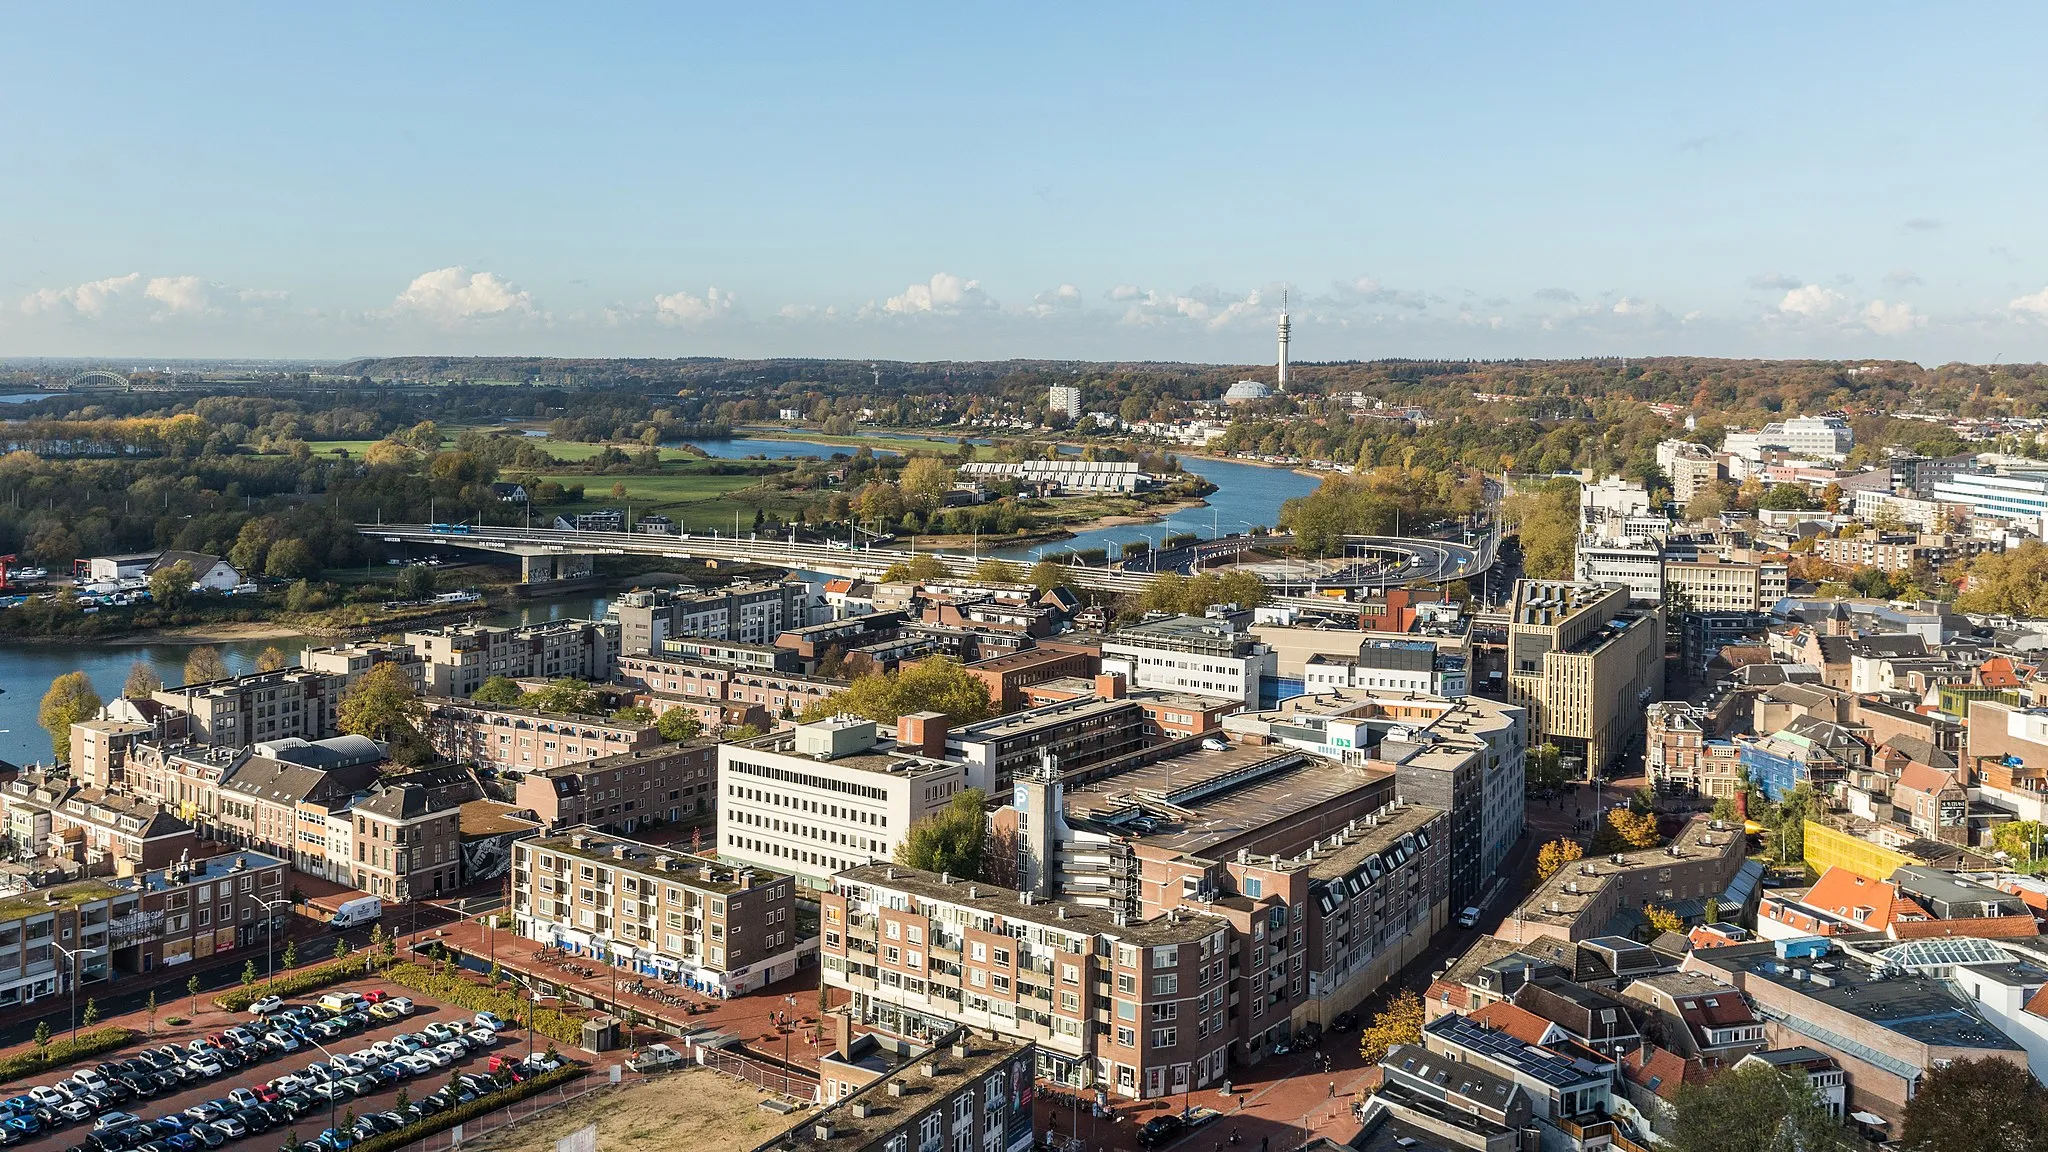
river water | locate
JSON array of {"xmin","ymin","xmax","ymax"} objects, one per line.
[{"xmin": 0, "ymin": 439, "xmax": 1321, "ymax": 765}]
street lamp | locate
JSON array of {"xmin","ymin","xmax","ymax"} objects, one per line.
[
  {"xmin": 49, "ymin": 940, "xmax": 84, "ymax": 1042},
  {"xmin": 507, "ymin": 975, "xmax": 543, "ymax": 1061},
  {"xmin": 300, "ymin": 1035, "xmax": 345, "ymax": 1139},
  {"xmin": 254, "ymin": 895, "xmax": 291, "ymax": 988}
]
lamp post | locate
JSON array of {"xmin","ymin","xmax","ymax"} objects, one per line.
[
  {"xmin": 49, "ymin": 940, "xmax": 83, "ymax": 1042},
  {"xmin": 300, "ymin": 1035, "xmax": 343, "ymax": 1139},
  {"xmin": 254, "ymin": 895, "xmax": 291, "ymax": 988}
]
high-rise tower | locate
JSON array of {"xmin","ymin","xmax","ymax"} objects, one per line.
[{"xmin": 1276, "ymin": 289, "xmax": 1290, "ymax": 391}]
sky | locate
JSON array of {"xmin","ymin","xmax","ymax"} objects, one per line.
[{"xmin": 4, "ymin": 3, "xmax": 2048, "ymax": 366}]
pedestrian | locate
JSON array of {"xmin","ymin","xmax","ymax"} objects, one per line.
[{"xmin": 1328, "ymin": 1081, "xmax": 1335, "ymax": 1098}]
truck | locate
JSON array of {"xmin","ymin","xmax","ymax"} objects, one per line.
[
  {"xmin": 626, "ymin": 1043, "xmax": 683, "ymax": 1073},
  {"xmin": 330, "ymin": 896, "xmax": 383, "ymax": 931}
]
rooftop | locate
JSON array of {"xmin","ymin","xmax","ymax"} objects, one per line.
[
  {"xmin": 752, "ymin": 1029, "xmax": 1029, "ymax": 1152},
  {"xmin": 1689, "ymin": 939, "xmax": 2021, "ymax": 1054},
  {"xmin": 836, "ymin": 862, "xmax": 1225, "ymax": 947},
  {"xmin": 530, "ymin": 828, "xmax": 790, "ymax": 896},
  {"xmin": 1062, "ymin": 744, "xmax": 1391, "ymax": 858},
  {"xmin": 1514, "ymin": 817, "xmax": 1748, "ymax": 929}
]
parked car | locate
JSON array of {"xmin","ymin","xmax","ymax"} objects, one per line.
[
  {"xmin": 366, "ymin": 1003, "xmax": 403, "ymax": 1023},
  {"xmin": 212, "ymin": 1117, "xmax": 249, "ymax": 1141},
  {"xmin": 395, "ymin": 1055, "xmax": 435, "ymax": 1077},
  {"xmin": 93, "ymin": 1114, "xmax": 142, "ymax": 1134},
  {"xmin": 385, "ymin": 997, "xmax": 414, "ymax": 1016},
  {"xmin": 419, "ymin": 1022, "xmax": 460, "ymax": 1045},
  {"xmin": 56, "ymin": 1101, "xmax": 96, "ymax": 1124},
  {"xmin": 1136, "ymin": 1115, "xmax": 1185, "ymax": 1148},
  {"xmin": 471, "ymin": 1011, "xmax": 508, "ymax": 1032},
  {"xmin": 626, "ymin": 1044, "xmax": 682, "ymax": 1073},
  {"xmin": 247, "ymin": 996, "xmax": 284, "ymax": 1017}
]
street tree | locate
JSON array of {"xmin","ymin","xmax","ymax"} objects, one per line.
[{"xmin": 39, "ymin": 671, "xmax": 102, "ymax": 762}]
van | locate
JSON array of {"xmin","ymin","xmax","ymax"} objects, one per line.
[
  {"xmin": 1456, "ymin": 907, "xmax": 1482, "ymax": 929},
  {"xmin": 329, "ymin": 896, "xmax": 382, "ymax": 931},
  {"xmin": 318, "ymin": 991, "xmax": 366, "ymax": 1015}
]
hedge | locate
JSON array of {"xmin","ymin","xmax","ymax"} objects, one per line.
[
  {"xmin": 381, "ymin": 961, "xmax": 587, "ymax": 1048},
  {"xmin": 214, "ymin": 952, "xmax": 394, "ymax": 1012},
  {"xmin": 340, "ymin": 1063, "xmax": 587, "ymax": 1152},
  {"xmin": 0, "ymin": 1027, "xmax": 138, "ymax": 1081}
]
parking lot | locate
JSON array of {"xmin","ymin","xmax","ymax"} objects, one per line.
[{"xmin": 3, "ymin": 981, "xmax": 567, "ymax": 1152}]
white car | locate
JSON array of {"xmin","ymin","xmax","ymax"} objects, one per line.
[
  {"xmin": 55, "ymin": 1101, "xmax": 94, "ymax": 1123},
  {"xmin": 471, "ymin": 1012, "xmax": 508, "ymax": 1032},
  {"xmin": 186, "ymin": 1054, "xmax": 223, "ymax": 1078},
  {"xmin": 347, "ymin": 1049, "xmax": 380, "ymax": 1069},
  {"xmin": 248, "ymin": 996, "xmax": 284, "ymax": 1016},
  {"xmin": 386, "ymin": 997, "xmax": 415, "ymax": 1016},
  {"xmin": 463, "ymin": 1030, "xmax": 498, "ymax": 1049},
  {"xmin": 396, "ymin": 1054, "xmax": 435, "ymax": 1076},
  {"xmin": 522, "ymin": 1053, "xmax": 563, "ymax": 1073},
  {"xmin": 370, "ymin": 1041, "xmax": 405, "ymax": 1062},
  {"xmin": 433, "ymin": 1042, "xmax": 467, "ymax": 1065},
  {"xmin": 94, "ymin": 1113, "xmax": 142, "ymax": 1133},
  {"xmin": 269, "ymin": 1073, "xmax": 309, "ymax": 1096},
  {"xmin": 417, "ymin": 1046, "xmax": 454, "ymax": 1068},
  {"xmin": 26, "ymin": 1087, "xmax": 66, "ymax": 1109}
]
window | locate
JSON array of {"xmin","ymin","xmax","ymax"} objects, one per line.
[
  {"xmin": 1153, "ymin": 974, "xmax": 1178, "ymax": 995},
  {"xmin": 1151, "ymin": 946, "xmax": 1177, "ymax": 969},
  {"xmin": 1116, "ymin": 973, "xmax": 1136, "ymax": 995},
  {"xmin": 1152, "ymin": 1027, "xmax": 1176, "ymax": 1048},
  {"xmin": 1116, "ymin": 1027, "xmax": 1135, "ymax": 1047}
]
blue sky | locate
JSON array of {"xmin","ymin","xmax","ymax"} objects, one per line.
[{"xmin": 4, "ymin": 3, "xmax": 2047, "ymax": 364}]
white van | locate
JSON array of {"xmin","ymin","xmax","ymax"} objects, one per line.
[
  {"xmin": 1456, "ymin": 906, "xmax": 1482, "ymax": 929},
  {"xmin": 318, "ymin": 991, "xmax": 367, "ymax": 1014},
  {"xmin": 330, "ymin": 896, "xmax": 383, "ymax": 930}
]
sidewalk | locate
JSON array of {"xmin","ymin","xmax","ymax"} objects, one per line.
[{"xmin": 417, "ymin": 917, "xmax": 834, "ymax": 1079}]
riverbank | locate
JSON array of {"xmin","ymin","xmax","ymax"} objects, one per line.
[{"xmin": 102, "ymin": 621, "xmax": 311, "ymax": 645}]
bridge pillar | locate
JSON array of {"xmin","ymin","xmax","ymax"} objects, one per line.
[{"xmin": 520, "ymin": 553, "xmax": 595, "ymax": 583}]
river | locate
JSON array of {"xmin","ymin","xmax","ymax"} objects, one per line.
[{"xmin": 0, "ymin": 442, "xmax": 1321, "ymax": 765}]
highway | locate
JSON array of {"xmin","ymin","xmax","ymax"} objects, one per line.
[{"xmin": 359, "ymin": 521, "xmax": 1495, "ymax": 610}]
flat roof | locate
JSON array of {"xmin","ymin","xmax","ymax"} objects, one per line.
[
  {"xmin": 1064, "ymin": 745, "xmax": 1392, "ymax": 858},
  {"xmin": 1515, "ymin": 817, "xmax": 1746, "ymax": 928},
  {"xmin": 527, "ymin": 829, "xmax": 790, "ymax": 896},
  {"xmin": 1692, "ymin": 940, "xmax": 2020, "ymax": 1052},
  {"xmin": 753, "ymin": 1030, "xmax": 1029, "ymax": 1152},
  {"xmin": 837, "ymin": 862, "xmax": 1223, "ymax": 947}
]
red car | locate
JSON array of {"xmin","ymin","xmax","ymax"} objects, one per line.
[
  {"xmin": 252, "ymin": 1085, "xmax": 282, "ymax": 1104},
  {"xmin": 360, "ymin": 990, "xmax": 389, "ymax": 1004}
]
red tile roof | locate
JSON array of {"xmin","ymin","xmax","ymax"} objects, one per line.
[
  {"xmin": 1621, "ymin": 1044, "xmax": 1695, "ymax": 1102},
  {"xmin": 1467, "ymin": 1001, "xmax": 1560, "ymax": 1047},
  {"xmin": 1895, "ymin": 762, "xmax": 1958, "ymax": 797},
  {"xmin": 1798, "ymin": 866, "xmax": 1929, "ymax": 931}
]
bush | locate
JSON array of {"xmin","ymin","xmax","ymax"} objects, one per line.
[
  {"xmin": 350, "ymin": 1065, "xmax": 586, "ymax": 1152},
  {"xmin": 0, "ymin": 1027, "xmax": 137, "ymax": 1081},
  {"xmin": 215, "ymin": 953, "xmax": 393, "ymax": 1011},
  {"xmin": 382, "ymin": 962, "xmax": 587, "ymax": 1047}
]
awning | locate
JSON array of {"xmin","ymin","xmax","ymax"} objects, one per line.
[{"xmin": 1850, "ymin": 1112, "xmax": 1888, "ymax": 1127}]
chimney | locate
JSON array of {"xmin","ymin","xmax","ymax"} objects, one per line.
[
  {"xmin": 898, "ymin": 711, "xmax": 949, "ymax": 758},
  {"xmin": 1094, "ymin": 673, "xmax": 1127, "ymax": 701},
  {"xmin": 887, "ymin": 1081, "xmax": 905, "ymax": 1098},
  {"xmin": 833, "ymin": 1011, "xmax": 856, "ymax": 1062}
]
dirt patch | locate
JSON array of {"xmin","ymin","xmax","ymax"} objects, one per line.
[{"xmin": 463, "ymin": 1070, "xmax": 811, "ymax": 1152}]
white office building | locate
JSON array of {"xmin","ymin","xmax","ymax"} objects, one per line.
[
  {"xmin": 1573, "ymin": 538, "xmax": 1665, "ymax": 604},
  {"xmin": 715, "ymin": 717, "xmax": 965, "ymax": 889},
  {"xmin": 1929, "ymin": 471, "xmax": 2048, "ymax": 524},
  {"xmin": 1048, "ymin": 384, "xmax": 1082, "ymax": 421},
  {"xmin": 1100, "ymin": 614, "xmax": 1277, "ymax": 705},
  {"xmin": 1722, "ymin": 415, "xmax": 1853, "ymax": 462},
  {"xmin": 958, "ymin": 459, "xmax": 1144, "ymax": 494}
]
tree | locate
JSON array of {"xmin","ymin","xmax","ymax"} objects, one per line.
[
  {"xmin": 242, "ymin": 960, "xmax": 256, "ymax": 986},
  {"xmin": 520, "ymin": 678, "xmax": 600, "ymax": 714},
  {"xmin": 881, "ymin": 553, "xmax": 950, "ymax": 582},
  {"xmin": 394, "ymin": 564, "xmax": 436, "ymax": 600},
  {"xmin": 1902, "ymin": 1056, "xmax": 2048, "ymax": 1152},
  {"xmin": 1502, "ymin": 478, "xmax": 1581, "ymax": 579},
  {"xmin": 611, "ymin": 704, "xmax": 655, "ymax": 725},
  {"xmin": 255, "ymin": 647, "xmax": 289, "ymax": 674},
  {"xmin": 1702, "ymin": 897, "xmax": 1722, "ymax": 926},
  {"xmin": 146, "ymin": 990, "xmax": 158, "ymax": 1035},
  {"xmin": 281, "ymin": 940, "xmax": 298, "ymax": 970},
  {"xmin": 32, "ymin": 1020, "xmax": 48, "ymax": 1049},
  {"xmin": 1029, "ymin": 559, "xmax": 1072, "ymax": 596},
  {"xmin": 657, "ymin": 709, "xmax": 702, "ymax": 743},
  {"xmin": 895, "ymin": 789, "xmax": 989, "ymax": 877},
  {"xmin": 1757, "ymin": 484, "xmax": 1817, "ymax": 511},
  {"xmin": 81, "ymin": 998, "xmax": 99, "ymax": 1028},
  {"xmin": 1599, "ymin": 807, "xmax": 1662, "ymax": 851},
  {"xmin": 806, "ymin": 657, "xmax": 995, "ymax": 727},
  {"xmin": 148, "ymin": 560, "xmax": 196, "ymax": 611},
  {"xmin": 334, "ymin": 938, "xmax": 350, "ymax": 963},
  {"xmin": 338, "ymin": 662, "xmax": 427, "ymax": 745},
  {"xmin": 265, "ymin": 538, "xmax": 320, "ymax": 581},
  {"xmin": 471, "ymin": 675, "xmax": 526, "ymax": 706},
  {"xmin": 230, "ymin": 517, "xmax": 280, "ymax": 575},
  {"xmin": 1994, "ymin": 820, "xmax": 2048, "ymax": 866},
  {"xmin": 1959, "ymin": 541, "xmax": 2048, "ymax": 617},
  {"xmin": 183, "ymin": 645, "xmax": 230, "ymax": 685},
  {"xmin": 123, "ymin": 660, "xmax": 162, "ymax": 700},
  {"xmin": 39, "ymin": 671, "xmax": 102, "ymax": 762},
  {"xmin": 1644, "ymin": 904, "xmax": 1683, "ymax": 935},
  {"xmin": 1526, "ymin": 743, "xmax": 1570, "ymax": 791},
  {"xmin": 1358, "ymin": 989, "xmax": 1424, "ymax": 1065},
  {"xmin": 900, "ymin": 456, "xmax": 953, "ymax": 514},
  {"xmin": 1672, "ymin": 1062, "xmax": 1849, "ymax": 1152},
  {"xmin": 972, "ymin": 558, "xmax": 1023, "ymax": 584},
  {"xmin": 1535, "ymin": 838, "xmax": 1586, "ymax": 881},
  {"xmin": 187, "ymin": 975, "xmax": 200, "ymax": 1014}
]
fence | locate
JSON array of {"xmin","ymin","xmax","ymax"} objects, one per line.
[
  {"xmin": 692, "ymin": 1042, "xmax": 820, "ymax": 1104},
  {"xmin": 392, "ymin": 1073, "xmax": 621, "ymax": 1152}
]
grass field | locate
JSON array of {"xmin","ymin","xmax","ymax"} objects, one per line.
[
  {"xmin": 461, "ymin": 1070, "xmax": 806, "ymax": 1152},
  {"xmin": 732, "ymin": 426, "xmax": 975, "ymax": 456},
  {"xmin": 306, "ymin": 437, "xmax": 694, "ymax": 464}
]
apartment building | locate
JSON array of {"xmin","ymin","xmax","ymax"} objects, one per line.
[
  {"xmin": 0, "ymin": 850, "xmax": 288, "ymax": 1008},
  {"xmin": 151, "ymin": 668, "xmax": 343, "ymax": 747},
  {"xmin": 512, "ymin": 741, "xmax": 717, "ymax": 833},
  {"xmin": 403, "ymin": 619, "xmax": 614, "ymax": 697},
  {"xmin": 1813, "ymin": 532, "xmax": 1998, "ymax": 574},
  {"xmin": 1930, "ymin": 470, "xmax": 2048, "ymax": 524},
  {"xmin": 1722, "ymin": 415, "xmax": 1852, "ymax": 461},
  {"xmin": 752, "ymin": 1028, "xmax": 1037, "ymax": 1152},
  {"xmin": 348, "ymin": 783, "xmax": 463, "ymax": 902},
  {"xmin": 68, "ymin": 718, "xmax": 153, "ymax": 792},
  {"xmin": 424, "ymin": 699, "xmax": 660, "ymax": 772},
  {"xmin": 613, "ymin": 581, "xmax": 805, "ymax": 656},
  {"xmin": 1371, "ymin": 696, "xmax": 1526, "ymax": 908},
  {"xmin": 1499, "ymin": 817, "xmax": 1751, "ymax": 944},
  {"xmin": 299, "ymin": 640, "xmax": 428, "ymax": 691},
  {"xmin": 943, "ymin": 690, "xmax": 1149, "ymax": 794},
  {"xmin": 1662, "ymin": 557, "xmax": 1788, "ymax": 613},
  {"xmin": 1645, "ymin": 702, "xmax": 1745, "ymax": 801},
  {"xmin": 513, "ymin": 828, "xmax": 804, "ymax": 994},
  {"xmin": 1660, "ymin": 442, "xmax": 1724, "ymax": 505},
  {"xmin": 965, "ymin": 648, "xmax": 1099, "ymax": 712},
  {"xmin": 957, "ymin": 459, "xmax": 1144, "ymax": 494},
  {"xmin": 614, "ymin": 654, "xmax": 845, "ymax": 723},
  {"xmin": 215, "ymin": 756, "xmax": 383, "ymax": 880},
  {"xmin": 1505, "ymin": 580, "xmax": 1662, "ymax": 779},
  {"xmin": 0, "ymin": 774, "xmax": 200, "ymax": 874},
  {"xmin": 659, "ymin": 636, "xmax": 800, "ymax": 673},
  {"xmin": 1101, "ymin": 614, "xmax": 1276, "ymax": 705},
  {"xmin": 718, "ymin": 718, "xmax": 968, "ymax": 889},
  {"xmin": 1573, "ymin": 538, "xmax": 1665, "ymax": 605},
  {"xmin": 1019, "ymin": 677, "xmax": 1232, "ymax": 741},
  {"xmin": 1303, "ymin": 640, "xmax": 1468, "ymax": 697}
]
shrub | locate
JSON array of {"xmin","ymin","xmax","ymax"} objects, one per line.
[
  {"xmin": 0, "ymin": 1027, "xmax": 137, "ymax": 1081},
  {"xmin": 381, "ymin": 962, "xmax": 587, "ymax": 1047},
  {"xmin": 350, "ymin": 1065, "xmax": 586, "ymax": 1152},
  {"xmin": 215, "ymin": 953, "xmax": 394, "ymax": 1011}
]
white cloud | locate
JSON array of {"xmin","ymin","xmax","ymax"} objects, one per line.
[
  {"xmin": 1611, "ymin": 297, "xmax": 1655, "ymax": 315},
  {"xmin": 1746, "ymin": 272, "xmax": 1802, "ymax": 291},
  {"xmin": 22, "ymin": 272, "xmax": 145, "ymax": 317},
  {"xmin": 883, "ymin": 273, "xmax": 995, "ymax": 315},
  {"xmin": 652, "ymin": 287, "xmax": 735, "ymax": 324},
  {"xmin": 1862, "ymin": 300, "xmax": 1924, "ymax": 336},
  {"xmin": 1104, "ymin": 284, "xmax": 1141, "ymax": 302},
  {"xmin": 391, "ymin": 267, "xmax": 534, "ymax": 322},
  {"xmin": 2011, "ymin": 286, "xmax": 2048, "ymax": 319},
  {"xmin": 1779, "ymin": 284, "xmax": 1846, "ymax": 316}
]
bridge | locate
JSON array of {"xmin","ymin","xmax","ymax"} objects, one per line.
[{"xmin": 359, "ymin": 522, "xmax": 1494, "ymax": 613}]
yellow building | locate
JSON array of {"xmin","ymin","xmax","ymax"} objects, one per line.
[{"xmin": 1802, "ymin": 819, "xmax": 1913, "ymax": 881}]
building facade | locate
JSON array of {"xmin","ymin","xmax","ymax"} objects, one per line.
[{"xmin": 1505, "ymin": 581, "xmax": 1662, "ymax": 780}]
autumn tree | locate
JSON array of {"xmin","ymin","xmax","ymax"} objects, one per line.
[
  {"xmin": 1672, "ymin": 1062, "xmax": 1849, "ymax": 1152},
  {"xmin": 972, "ymin": 558, "xmax": 1023, "ymax": 584},
  {"xmin": 900, "ymin": 456, "xmax": 953, "ymax": 515},
  {"xmin": 1643, "ymin": 905, "xmax": 1683, "ymax": 935},
  {"xmin": 1358, "ymin": 990, "xmax": 1424, "ymax": 1065},
  {"xmin": 255, "ymin": 647, "xmax": 289, "ymax": 674},
  {"xmin": 895, "ymin": 789, "xmax": 989, "ymax": 878},
  {"xmin": 656, "ymin": 709, "xmax": 702, "ymax": 743},
  {"xmin": 1029, "ymin": 560, "xmax": 1073, "ymax": 596},
  {"xmin": 806, "ymin": 657, "xmax": 995, "ymax": 727},
  {"xmin": 265, "ymin": 538, "xmax": 320, "ymax": 581},
  {"xmin": 1598, "ymin": 808, "xmax": 1662, "ymax": 852},
  {"xmin": 1902, "ymin": 1057, "xmax": 2048, "ymax": 1152},
  {"xmin": 1959, "ymin": 541, "xmax": 2048, "ymax": 617},
  {"xmin": 122, "ymin": 660, "xmax": 162, "ymax": 700},
  {"xmin": 338, "ymin": 662, "xmax": 427, "ymax": 744},
  {"xmin": 1535, "ymin": 838, "xmax": 1586, "ymax": 881},
  {"xmin": 882, "ymin": 553, "xmax": 950, "ymax": 582},
  {"xmin": 39, "ymin": 671, "xmax": 102, "ymax": 762},
  {"xmin": 1526, "ymin": 743, "xmax": 1570, "ymax": 791},
  {"xmin": 520, "ymin": 678, "xmax": 600, "ymax": 714},
  {"xmin": 1993, "ymin": 820, "xmax": 2048, "ymax": 866},
  {"xmin": 183, "ymin": 645, "xmax": 230, "ymax": 685},
  {"xmin": 149, "ymin": 560, "xmax": 196, "ymax": 610},
  {"xmin": 1503, "ymin": 477, "xmax": 1580, "ymax": 579},
  {"xmin": 471, "ymin": 675, "xmax": 525, "ymax": 706}
]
